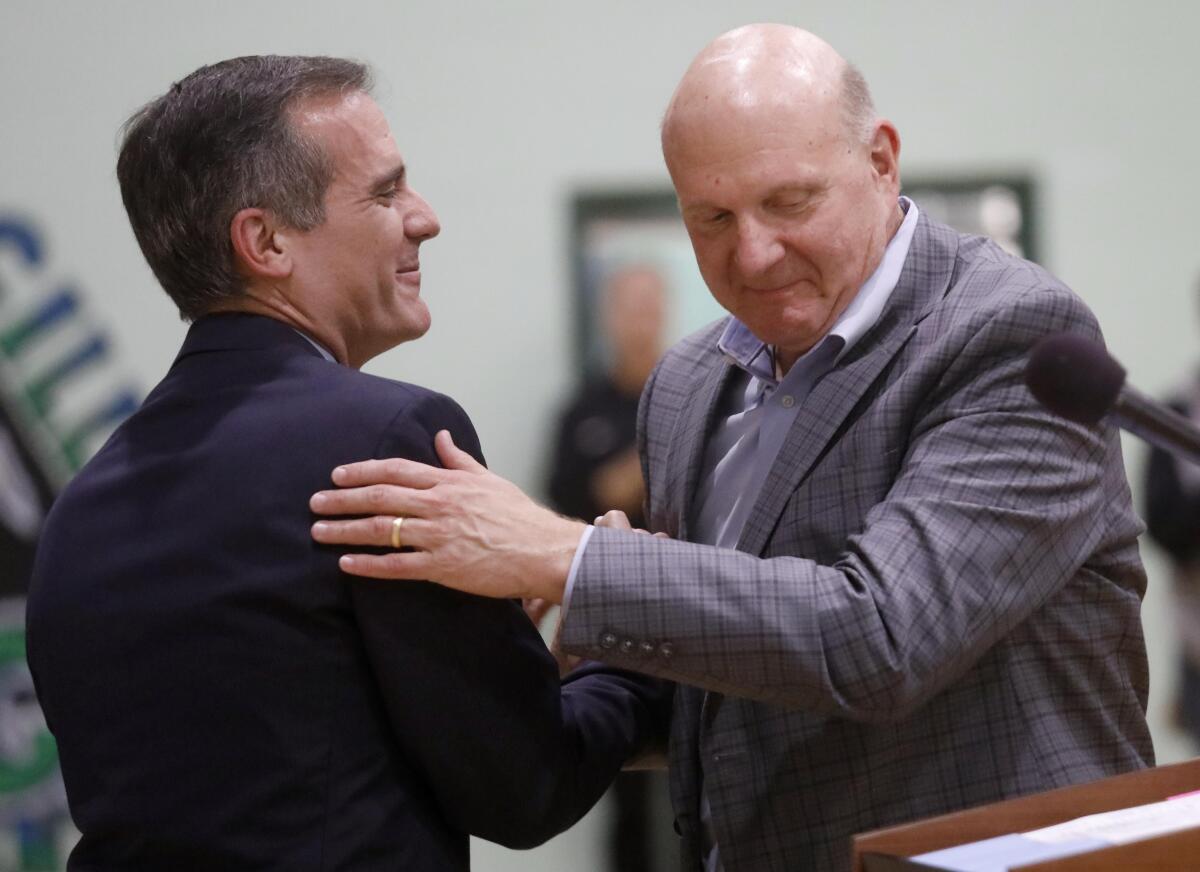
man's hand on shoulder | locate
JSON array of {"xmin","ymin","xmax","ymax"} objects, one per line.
[{"xmin": 310, "ymin": 430, "xmax": 585, "ymax": 603}]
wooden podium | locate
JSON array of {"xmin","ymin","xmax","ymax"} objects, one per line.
[{"xmin": 852, "ymin": 758, "xmax": 1200, "ymax": 871}]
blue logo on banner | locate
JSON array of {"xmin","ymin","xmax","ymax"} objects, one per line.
[
  {"xmin": 0, "ymin": 216, "xmax": 140, "ymax": 476},
  {"xmin": 0, "ymin": 212, "xmax": 140, "ymax": 869}
]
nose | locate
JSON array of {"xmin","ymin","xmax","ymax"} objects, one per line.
[
  {"xmin": 405, "ymin": 189, "xmax": 441, "ymax": 242},
  {"xmin": 734, "ymin": 216, "xmax": 784, "ymax": 277}
]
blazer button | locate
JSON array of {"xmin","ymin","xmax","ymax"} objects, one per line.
[
  {"xmin": 599, "ymin": 632, "xmax": 618, "ymax": 649},
  {"xmin": 658, "ymin": 642, "xmax": 676, "ymax": 659},
  {"xmin": 619, "ymin": 638, "xmax": 636, "ymax": 654}
]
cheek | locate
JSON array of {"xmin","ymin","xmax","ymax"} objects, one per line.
[
  {"xmin": 690, "ymin": 237, "xmax": 733, "ymax": 286},
  {"xmin": 803, "ymin": 223, "xmax": 860, "ymax": 281}
]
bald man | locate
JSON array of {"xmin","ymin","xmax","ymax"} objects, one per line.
[{"xmin": 311, "ymin": 25, "xmax": 1153, "ymax": 872}]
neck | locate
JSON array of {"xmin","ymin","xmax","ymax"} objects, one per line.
[
  {"xmin": 885, "ymin": 200, "xmax": 905, "ymax": 240},
  {"xmin": 774, "ymin": 346, "xmax": 803, "ymax": 377},
  {"xmin": 209, "ymin": 289, "xmax": 350, "ymax": 366}
]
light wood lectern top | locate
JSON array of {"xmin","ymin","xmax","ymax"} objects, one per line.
[{"xmin": 853, "ymin": 757, "xmax": 1200, "ymax": 871}]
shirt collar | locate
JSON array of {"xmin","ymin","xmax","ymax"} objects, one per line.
[
  {"xmin": 293, "ymin": 328, "xmax": 337, "ymax": 363},
  {"xmin": 717, "ymin": 196, "xmax": 920, "ymax": 385}
]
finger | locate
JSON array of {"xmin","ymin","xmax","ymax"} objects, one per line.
[
  {"xmin": 338, "ymin": 551, "xmax": 436, "ymax": 580},
  {"xmin": 311, "ymin": 517, "xmax": 387, "ymax": 546},
  {"xmin": 331, "ymin": 457, "xmax": 444, "ymax": 489},
  {"xmin": 310, "ymin": 484, "xmax": 429, "ymax": 518},
  {"xmin": 311, "ymin": 515, "xmax": 433, "ymax": 547},
  {"xmin": 434, "ymin": 430, "xmax": 486, "ymax": 473},
  {"xmin": 653, "ymin": 531, "xmax": 670, "ymax": 539},
  {"xmin": 595, "ymin": 509, "xmax": 633, "ymax": 530},
  {"xmin": 318, "ymin": 516, "xmax": 436, "ymax": 550}
]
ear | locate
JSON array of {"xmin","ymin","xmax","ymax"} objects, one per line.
[
  {"xmin": 868, "ymin": 120, "xmax": 901, "ymax": 191},
  {"xmin": 230, "ymin": 208, "xmax": 291, "ymax": 281}
]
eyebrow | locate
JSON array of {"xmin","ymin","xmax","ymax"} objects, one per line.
[
  {"xmin": 765, "ymin": 183, "xmax": 822, "ymax": 201},
  {"xmin": 370, "ymin": 163, "xmax": 406, "ymax": 193},
  {"xmin": 680, "ymin": 182, "xmax": 824, "ymax": 216},
  {"xmin": 680, "ymin": 202, "xmax": 724, "ymax": 220}
]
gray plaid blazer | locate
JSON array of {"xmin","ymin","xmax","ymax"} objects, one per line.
[{"xmin": 560, "ymin": 213, "xmax": 1154, "ymax": 872}]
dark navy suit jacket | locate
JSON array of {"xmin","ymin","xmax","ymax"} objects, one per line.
[{"xmin": 26, "ymin": 314, "xmax": 669, "ymax": 871}]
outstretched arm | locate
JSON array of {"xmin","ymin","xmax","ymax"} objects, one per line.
[
  {"xmin": 313, "ymin": 287, "xmax": 1142, "ymax": 722},
  {"xmin": 311, "ymin": 429, "xmax": 585, "ymax": 603}
]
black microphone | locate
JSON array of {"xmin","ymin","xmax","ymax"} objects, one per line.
[{"xmin": 1025, "ymin": 333, "xmax": 1200, "ymax": 466}]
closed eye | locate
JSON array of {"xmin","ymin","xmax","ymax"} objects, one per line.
[
  {"xmin": 766, "ymin": 186, "xmax": 824, "ymax": 214},
  {"xmin": 684, "ymin": 210, "xmax": 732, "ymax": 230},
  {"xmin": 371, "ymin": 164, "xmax": 407, "ymax": 201},
  {"xmin": 767, "ymin": 198, "xmax": 810, "ymax": 213}
]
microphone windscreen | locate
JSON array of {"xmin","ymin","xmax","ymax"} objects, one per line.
[{"xmin": 1024, "ymin": 333, "xmax": 1126, "ymax": 424}]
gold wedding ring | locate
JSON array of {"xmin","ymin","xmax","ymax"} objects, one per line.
[{"xmin": 390, "ymin": 515, "xmax": 406, "ymax": 550}]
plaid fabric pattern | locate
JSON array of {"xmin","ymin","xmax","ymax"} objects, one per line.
[{"xmin": 560, "ymin": 214, "xmax": 1154, "ymax": 872}]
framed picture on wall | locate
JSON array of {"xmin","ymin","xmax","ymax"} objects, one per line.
[
  {"xmin": 570, "ymin": 189, "xmax": 722, "ymax": 381},
  {"xmin": 902, "ymin": 175, "xmax": 1038, "ymax": 263}
]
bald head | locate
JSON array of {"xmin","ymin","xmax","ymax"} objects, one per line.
[
  {"xmin": 662, "ymin": 24, "xmax": 875, "ymax": 155},
  {"xmin": 658, "ymin": 24, "xmax": 902, "ymax": 371}
]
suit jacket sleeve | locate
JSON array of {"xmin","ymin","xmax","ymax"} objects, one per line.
[
  {"xmin": 347, "ymin": 392, "xmax": 670, "ymax": 848},
  {"xmin": 559, "ymin": 285, "xmax": 1139, "ymax": 723}
]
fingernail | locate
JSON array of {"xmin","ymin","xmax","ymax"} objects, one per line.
[
  {"xmin": 332, "ymin": 467, "xmax": 347, "ymax": 482},
  {"xmin": 339, "ymin": 555, "xmax": 356, "ymax": 570},
  {"xmin": 311, "ymin": 493, "xmax": 328, "ymax": 510},
  {"xmin": 311, "ymin": 521, "xmax": 328, "ymax": 537}
]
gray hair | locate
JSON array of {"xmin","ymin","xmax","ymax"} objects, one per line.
[
  {"xmin": 840, "ymin": 60, "xmax": 877, "ymax": 144},
  {"xmin": 116, "ymin": 55, "xmax": 371, "ymax": 320}
]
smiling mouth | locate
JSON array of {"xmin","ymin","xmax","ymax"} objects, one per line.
[{"xmin": 746, "ymin": 281, "xmax": 798, "ymax": 294}]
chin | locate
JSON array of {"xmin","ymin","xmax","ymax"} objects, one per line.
[{"xmin": 405, "ymin": 310, "xmax": 433, "ymax": 340}]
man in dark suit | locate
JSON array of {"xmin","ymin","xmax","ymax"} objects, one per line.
[
  {"xmin": 309, "ymin": 25, "xmax": 1151, "ymax": 872},
  {"xmin": 25, "ymin": 55, "xmax": 668, "ymax": 870}
]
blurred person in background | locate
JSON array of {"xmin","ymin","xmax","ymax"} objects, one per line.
[
  {"xmin": 546, "ymin": 264, "xmax": 671, "ymax": 872},
  {"xmin": 24, "ymin": 55, "xmax": 668, "ymax": 871},
  {"xmin": 549, "ymin": 265, "xmax": 667, "ymax": 529},
  {"xmin": 1142, "ymin": 278, "xmax": 1200, "ymax": 750}
]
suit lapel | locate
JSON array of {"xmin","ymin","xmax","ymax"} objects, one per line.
[
  {"xmin": 674, "ymin": 353, "xmax": 736, "ymax": 541},
  {"xmin": 735, "ymin": 214, "xmax": 960, "ymax": 557}
]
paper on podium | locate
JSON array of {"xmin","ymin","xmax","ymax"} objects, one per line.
[
  {"xmin": 910, "ymin": 833, "xmax": 1107, "ymax": 872},
  {"xmin": 908, "ymin": 791, "xmax": 1200, "ymax": 871},
  {"xmin": 1022, "ymin": 791, "xmax": 1200, "ymax": 846}
]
